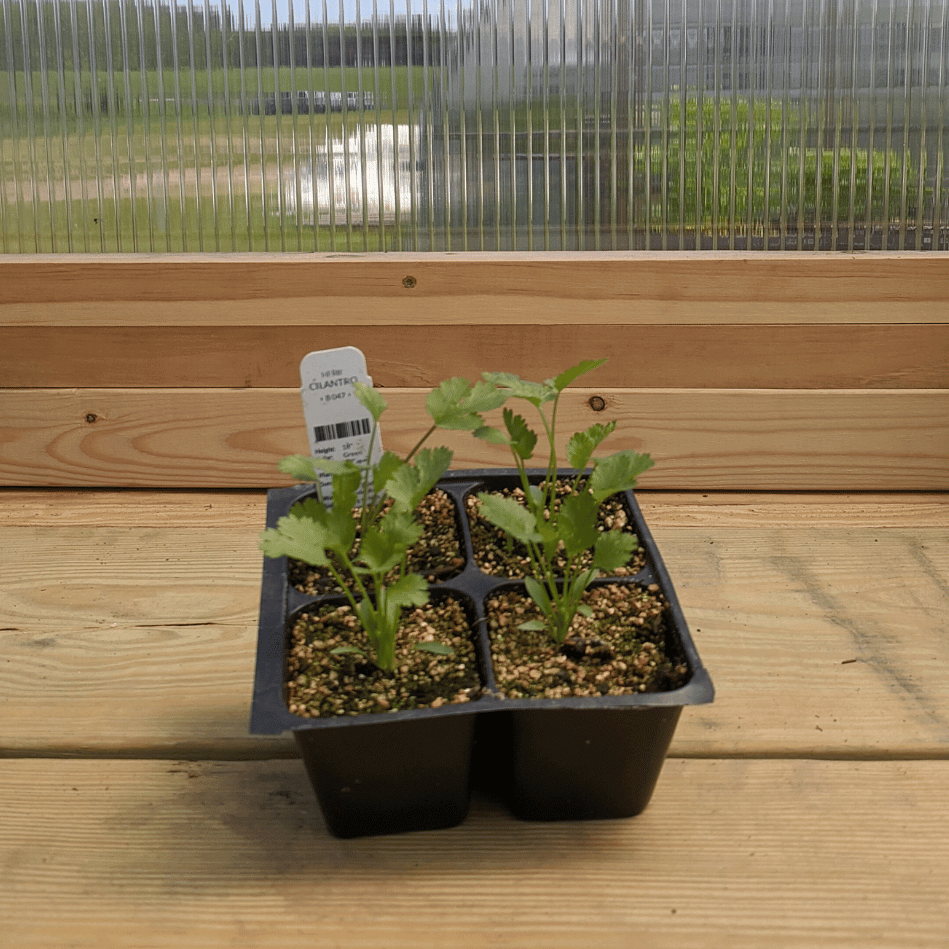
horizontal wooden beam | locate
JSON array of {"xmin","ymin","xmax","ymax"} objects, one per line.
[
  {"xmin": 3, "ymin": 252, "xmax": 949, "ymax": 325},
  {"xmin": 3, "ymin": 489, "xmax": 948, "ymax": 529},
  {"xmin": 3, "ymin": 758, "xmax": 949, "ymax": 947},
  {"xmin": 4, "ymin": 323, "xmax": 947, "ymax": 389},
  {"xmin": 2, "ymin": 387, "xmax": 947, "ymax": 488},
  {"xmin": 3, "ymin": 507, "xmax": 948, "ymax": 759}
]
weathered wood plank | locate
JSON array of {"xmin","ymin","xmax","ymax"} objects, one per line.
[
  {"xmin": 2, "ymin": 388, "xmax": 947, "ymax": 489},
  {"xmin": 2, "ymin": 488, "xmax": 947, "ymax": 529},
  {"xmin": 2, "ymin": 523, "xmax": 947, "ymax": 758},
  {"xmin": 1, "ymin": 758, "xmax": 948, "ymax": 948},
  {"xmin": 4, "ymin": 323, "xmax": 947, "ymax": 388},
  {"xmin": 2, "ymin": 252, "xmax": 948, "ymax": 325}
]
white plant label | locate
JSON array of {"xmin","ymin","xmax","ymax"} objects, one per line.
[{"xmin": 299, "ymin": 346, "xmax": 382, "ymax": 501}]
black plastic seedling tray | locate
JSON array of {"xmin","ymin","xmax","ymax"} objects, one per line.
[{"xmin": 251, "ymin": 468, "xmax": 714, "ymax": 836}]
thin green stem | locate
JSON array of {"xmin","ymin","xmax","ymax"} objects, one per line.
[
  {"xmin": 324, "ymin": 558, "xmax": 363, "ymax": 617},
  {"xmin": 533, "ymin": 397, "xmax": 559, "ymax": 513},
  {"xmin": 404, "ymin": 423, "xmax": 437, "ymax": 463},
  {"xmin": 359, "ymin": 418, "xmax": 382, "ymax": 534}
]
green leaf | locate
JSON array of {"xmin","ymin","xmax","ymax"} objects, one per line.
[
  {"xmin": 372, "ymin": 451, "xmax": 405, "ymax": 496},
  {"xmin": 503, "ymin": 409, "xmax": 538, "ymax": 461},
  {"xmin": 481, "ymin": 371, "xmax": 555, "ymax": 407},
  {"xmin": 413, "ymin": 446, "xmax": 453, "ymax": 496},
  {"xmin": 473, "ymin": 425, "xmax": 510, "ymax": 446},
  {"xmin": 330, "ymin": 645, "xmax": 363, "ymax": 656},
  {"xmin": 322, "ymin": 506, "xmax": 357, "ymax": 557},
  {"xmin": 536, "ymin": 517, "xmax": 562, "ymax": 562},
  {"xmin": 277, "ymin": 454, "xmax": 323, "ymax": 482},
  {"xmin": 291, "ymin": 496, "xmax": 330, "ymax": 526},
  {"xmin": 357, "ymin": 516, "xmax": 420, "ymax": 575},
  {"xmin": 379, "ymin": 508, "xmax": 424, "ymax": 549},
  {"xmin": 353, "ymin": 381, "xmax": 387, "ymax": 422},
  {"xmin": 558, "ymin": 492, "xmax": 600, "ymax": 558},
  {"xmin": 414, "ymin": 641, "xmax": 455, "ymax": 656},
  {"xmin": 525, "ymin": 484, "xmax": 545, "ymax": 509},
  {"xmin": 384, "ymin": 572, "xmax": 431, "ymax": 612},
  {"xmin": 517, "ymin": 619, "xmax": 548, "ymax": 632},
  {"xmin": 476, "ymin": 492, "xmax": 543, "ymax": 547},
  {"xmin": 566, "ymin": 421, "xmax": 617, "ymax": 472},
  {"xmin": 258, "ymin": 501, "xmax": 331, "ymax": 567},
  {"xmin": 385, "ymin": 447, "xmax": 452, "ymax": 513},
  {"xmin": 307, "ymin": 456, "xmax": 362, "ymax": 477},
  {"xmin": 588, "ymin": 451, "xmax": 655, "ymax": 503},
  {"xmin": 551, "ymin": 358, "xmax": 608, "ymax": 392},
  {"xmin": 568, "ymin": 568, "xmax": 598, "ymax": 602},
  {"xmin": 576, "ymin": 604, "xmax": 594, "ymax": 618},
  {"xmin": 524, "ymin": 576, "xmax": 553, "ymax": 616},
  {"xmin": 592, "ymin": 530, "xmax": 638, "ymax": 572},
  {"xmin": 326, "ymin": 464, "xmax": 361, "ymax": 517},
  {"xmin": 427, "ymin": 378, "xmax": 506, "ymax": 430}
]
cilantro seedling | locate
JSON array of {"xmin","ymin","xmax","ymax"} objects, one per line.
[
  {"xmin": 259, "ymin": 378, "xmax": 505, "ymax": 672},
  {"xmin": 474, "ymin": 359, "xmax": 655, "ymax": 644}
]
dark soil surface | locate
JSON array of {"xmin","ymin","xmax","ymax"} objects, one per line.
[
  {"xmin": 288, "ymin": 488, "xmax": 464, "ymax": 596},
  {"xmin": 486, "ymin": 583, "xmax": 690, "ymax": 699},
  {"xmin": 285, "ymin": 595, "xmax": 482, "ymax": 718},
  {"xmin": 466, "ymin": 480, "xmax": 647, "ymax": 578}
]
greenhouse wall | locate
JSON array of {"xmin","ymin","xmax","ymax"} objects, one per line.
[{"xmin": 1, "ymin": 0, "xmax": 946, "ymax": 251}]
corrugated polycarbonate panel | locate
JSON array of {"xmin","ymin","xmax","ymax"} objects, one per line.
[{"xmin": 1, "ymin": 0, "xmax": 946, "ymax": 251}]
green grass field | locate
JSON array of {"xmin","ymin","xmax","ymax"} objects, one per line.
[
  {"xmin": 0, "ymin": 70, "xmax": 929, "ymax": 253},
  {"xmin": 0, "ymin": 65, "xmax": 431, "ymax": 116}
]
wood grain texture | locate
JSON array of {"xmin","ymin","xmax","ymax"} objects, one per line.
[
  {"xmin": 3, "ymin": 520, "xmax": 947, "ymax": 758},
  {"xmin": 5, "ymin": 323, "xmax": 947, "ymax": 388},
  {"xmin": 2, "ymin": 252, "xmax": 948, "ymax": 325},
  {"xmin": 1, "ymin": 488, "xmax": 946, "ymax": 529},
  {"xmin": 2, "ymin": 387, "xmax": 946, "ymax": 489},
  {"xmin": 1, "ymin": 758, "xmax": 948, "ymax": 948}
]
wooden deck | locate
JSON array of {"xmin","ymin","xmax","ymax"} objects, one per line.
[
  {"xmin": 2, "ymin": 488, "xmax": 948, "ymax": 947},
  {"xmin": 2, "ymin": 252, "xmax": 948, "ymax": 946}
]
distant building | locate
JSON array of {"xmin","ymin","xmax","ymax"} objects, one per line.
[{"xmin": 449, "ymin": 0, "xmax": 945, "ymax": 113}]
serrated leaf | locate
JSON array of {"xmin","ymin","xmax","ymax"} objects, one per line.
[
  {"xmin": 477, "ymin": 492, "xmax": 543, "ymax": 547},
  {"xmin": 566, "ymin": 421, "xmax": 617, "ymax": 471},
  {"xmin": 380, "ymin": 508, "xmax": 424, "ymax": 549},
  {"xmin": 353, "ymin": 381, "xmax": 387, "ymax": 422},
  {"xmin": 588, "ymin": 451, "xmax": 655, "ymax": 502},
  {"xmin": 536, "ymin": 517, "xmax": 562, "ymax": 561},
  {"xmin": 503, "ymin": 408, "xmax": 538, "ymax": 461},
  {"xmin": 414, "ymin": 641, "xmax": 455, "ymax": 656},
  {"xmin": 307, "ymin": 456, "xmax": 361, "ymax": 477},
  {"xmin": 384, "ymin": 572, "xmax": 430, "ymax": 611},
  {"xmin": 592, "ymin": 529, "xmax": 638, "ymax": 572},
  {"xmin": 427, "ymin": 377, "xmax": 506, "ymax": 430},
  {"xmin": 357, "ymin": 517, "xmax": 418, "ymax": 575},
  {"xmin": 473, "ymin": 425, "xmax": 510, "ymax": 446},
  {"xmin": 258, "ymin": 504, "xmax": 331, "ymax": 567},
  {"xmin": 372, "ymin": 451, "xmax": 405, "ymax": 496},
  {"xmin": 385, "ymin": 446, "xmax": 452, "ymax": 513},
  {"xmin": 558, "ymin": 492, "xmax": 600, "ymax": 558},
  {"xmin": 413, "ymin": 446, "xmax": 453, "ymax": 495},
  {"xmin": 291, "ymin": 496, "xmax": 330, "ymax": 526},
  {"xmin": 551, "ymin": 358, "xmax": 608, "ymax": 392},
  {"xmin": 481, "ymin": 371, "xmax": 555, "ymax": 406},
  {"xmin": 277, "ymin": 454, "xmax": 323, "ymax": 482},
  {"xmin": 323, "ymin": 504, "xmax": 357, "ymax": 556}
]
